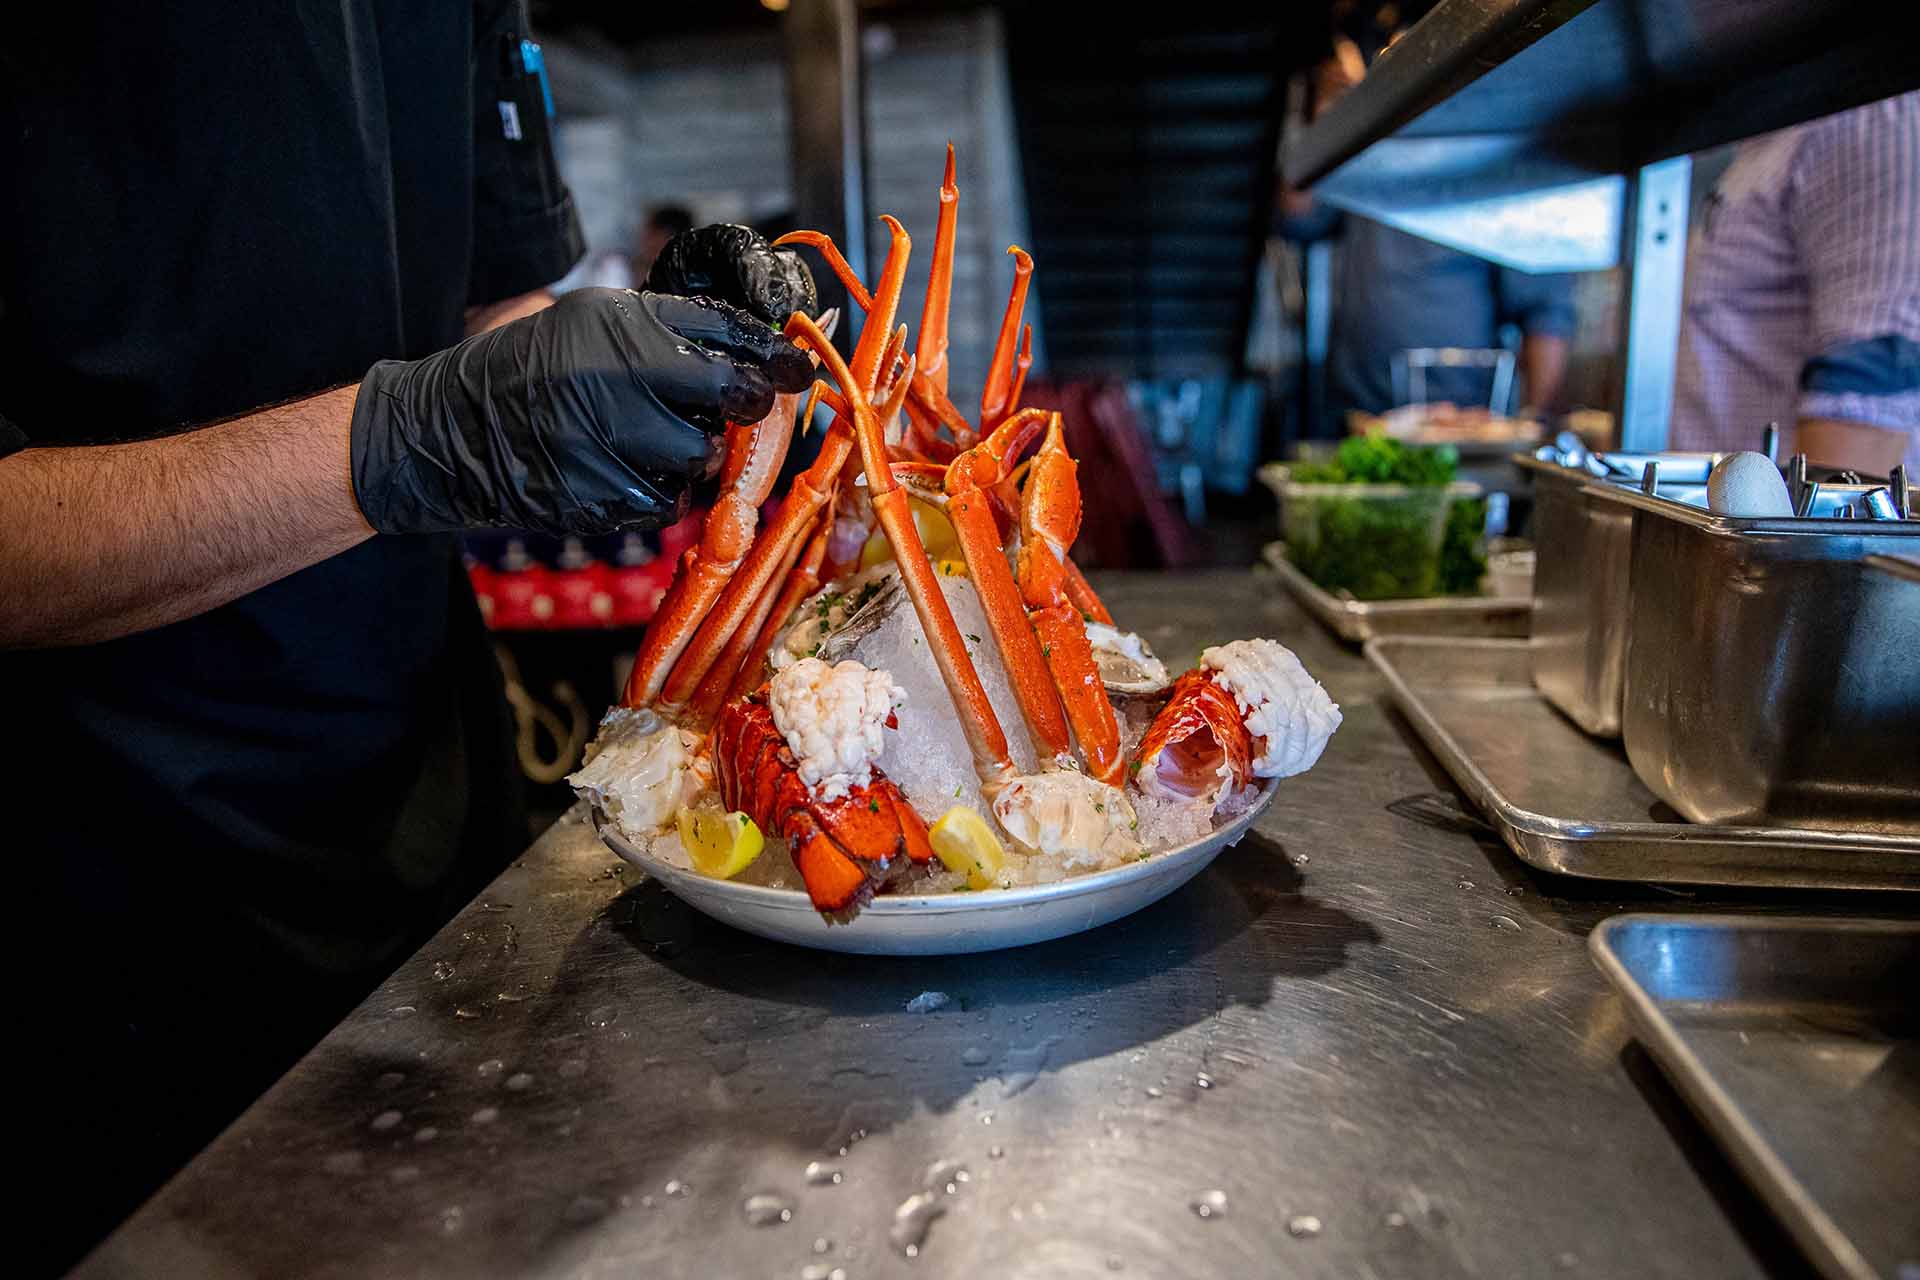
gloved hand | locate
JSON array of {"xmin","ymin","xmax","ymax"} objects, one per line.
[
  {"xmin": 647, "ymin": 224, "xmax": 819, "ymax": 326},
  {"xmin": 350, "ymin": 288, "xmax": 814, "ymax": 536}
]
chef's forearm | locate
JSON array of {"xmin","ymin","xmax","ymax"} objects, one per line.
[
  {"xmin": 1791, "ymin": 417, "xmax": 1911, "ymax": 474},
  {"xmin": 0, "ymin": 384, "xmax": 374, "ymax": 648}
]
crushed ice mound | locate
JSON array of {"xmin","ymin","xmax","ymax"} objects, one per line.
[{"xmin": 840, "ymin": 572, "xmax": 1041, "ymax": 819}]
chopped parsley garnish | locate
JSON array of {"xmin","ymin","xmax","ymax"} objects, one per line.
[
  {"xmin": 966, "ymin": 633, "xmax": 981, "ymax": 644},
  {"xmin": 869, "ymin": 798, "xmax": 880, "ymax": 813}
]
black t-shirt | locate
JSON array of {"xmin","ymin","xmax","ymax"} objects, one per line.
[{"xmin": 2, "ymin": 5, "xmax": 582, "ymax": 1239}]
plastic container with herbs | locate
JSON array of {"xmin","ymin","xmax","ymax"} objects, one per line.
[{"xmin": 1259, "ymin": 436, "xmax": 1485, "ymax": 600}]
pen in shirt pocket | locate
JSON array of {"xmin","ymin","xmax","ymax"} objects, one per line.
[{"xmin": 497, "ymin": 33, "xmax": 554, "ymax": 142}]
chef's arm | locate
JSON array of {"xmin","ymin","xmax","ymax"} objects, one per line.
[
  {"xmin": 0, "ymin": 386, "xmax": 372, "ymax": 648},
  {"xmin": 1790, "ymin": 417, "xmax": 1911, "ymax": 474},
  {"xmin": 464, "ymin": 287, "xmax": 555, "ymax": 337}
]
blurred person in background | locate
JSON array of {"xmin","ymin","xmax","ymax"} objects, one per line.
[
  {"xmin": 1, "ymin": 6, "xmax": 813, "ymax": 1270},
  {"xmin": 581, "ymin": 202, "xmax": 696, "ymax": 290},
  {"xmin": 1669, "ymin": 90, "xmax": 1920, "ymax": 473},
  {"xmin": 1280, "ymin": 1, "xmax": 1576, "ymax": 434}
]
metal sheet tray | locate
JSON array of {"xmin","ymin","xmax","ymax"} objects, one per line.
[
  {"xmin": 1365, "ymin": 636, "xmax": 1920, "ymax": 891},
  {"xmin": 1261, "ymin": 541, "xmax": 1530, "ymax": 643},
  {"xmin": 1591, "ymin": 915, "xmax": 1920, "ymax": 1280}
]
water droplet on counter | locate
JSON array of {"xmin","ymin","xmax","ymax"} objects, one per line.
[
  {"xmin": 1490, "ymin": 915, "xmax": 1521, "ymax": 932},
  {"xmin": 1385, "ymin": 1211, "xmax": 1408, "ymax": 1228},
  {"xmin": 980, "ymin": 1111, "xmax": 994, "ymax": 1125},
  {"xmin": 1290, "ymin": 853, "xmax": 1310, "ymax": 866},
  {"xmin": 922, "ymin": 1159, "xmax": 969, "ymax": 1194},
  {"xmin": 454, "ymin": 1005, "xmax": 484, "ymax": 1020},
  {"xmin": 477, "ymin": 1059, "xmax": 505, "ymax": 1077},
  {"xmin": 480, "ymin": 901, "xmax": 512, "ymax": 913},
  {"xmin": 439, "ymin": 1206, "xmax": 464, "ymax": 1235},
  {"xmin": 1287, "ymin": 1214, "xmax": 1322, "ymax": 1238},
  {"xmin": 801, "ymin": 1267, "xmax": 831, "ymax": 1280},
  {"xmin": 494, "ymin": 989, "xmax": 531, "ymax": 1004},
  {"xmin": 664, "ymin": 1179, "xmax": 690, "ymax": 1198},
  {"xmin": 413, "ymin": 1126, "xmax": 439, "ymax": 1143},
  {"xmin": 470, "ymin": 1107, "xmax": 499, "ymax": 1126},
  {"xmin": 432, "ymin": 960, "xmax": 455, "ymax": 981},
  {"xmin": 371, "ymin": 1110, "xmax": 404, "ymax": 1132},
  {"xmin": 1191, "ymin": 1190, "xmax": 1228, "ymax": 1220},
  {"xmin": 890, "ymin": 1191, "xmax": 945, "ymax": 1257},
  {"xmin": 1145, "ymin": 1086, "xmax": 1163, "ymax": 1098},
  {"xmin": 988, "ymin": 1145, "xmax": 1005, "ymax": 1159},
  {"xmin": 323, "ymin": 1151, "xmax": 365, "ymax": 1175},
  {"xmin": 505, "ymin": 1072, "xmax": 534, "ymax": 1091},
  {"xmin": 388, "ymin": 1005, "xmax": 417, "ymax": 1020},
  {"xmin": 960, "ymin": 1045, "xmax": 991, "ymax": 1066},
  {"xmin": 1194, "ymin": 1072, "xmax": 1214, "ymax": 1090},
  {"xmin": 1456, "ymin": 879, "xmax": 1475, "ymax": 890},
  {"xmin": 742, "ymin": 1193, "xmax": 794, "ymax": 1226},
  {"xmin": 812, "ymin": 1236, "xmax": 833, "ymax": 1254},
  {"xmin": 376, "ymin": 1071, "xmax": 406, "ymax": 1090},
  {"xmin": 587, "ymin": 1005, "xmax": 619, "ymax": 1029},
  {"xmin": 805, "ymin": 1162, "xmax": 844, "ymax": 1186},
  {"xmin": 905, "ymin": 990, "xmax": 951, "ymax": 1013}
]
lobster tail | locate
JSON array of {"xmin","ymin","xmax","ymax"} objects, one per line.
[{"xmin": 713, "ymin": 697, "xmax": 933, "ymax": 914}]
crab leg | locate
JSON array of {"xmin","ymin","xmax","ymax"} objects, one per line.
[
  {"xmin": 1062, "ymin": 553, "xmax": 1114, "ymax": 625},
  {"xmin": 940, "ymin": 407, "xmax": 1071, "ymax": 762},
  {"xmin": 979, "ymin": 246, "xmax": 1034, "ymax": 428},
  {"xmin": 620, "ymin": 395, "xmax": 798, "ymax": 708},
  {"xmin": 1017, "ymin": 414, "xmax": 1123, "ymax": 784},
  {"xmin": 789, "ymin": 299, "xmax": 1016, "ymax": 791},
  {"xmin": 725, "ymin": 500, "xmax": 836, "ymax": 705},
  {"xmin": 916, "ymin": 142, "xmax": 960, "ymax": 400}
]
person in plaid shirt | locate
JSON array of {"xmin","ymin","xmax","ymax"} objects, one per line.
[{"xmin": 1671, "ymin": 90, "xmax": 1920, "ymax": 473}]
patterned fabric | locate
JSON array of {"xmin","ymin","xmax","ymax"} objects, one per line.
[{"xmin": 1671, "ymin": 91, "xmax": 1920, "ymax": 470}]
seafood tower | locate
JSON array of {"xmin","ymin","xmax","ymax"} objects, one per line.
[{"xmin": 573, "ymin": 145, "xmax": 1341, "ymax": 918}]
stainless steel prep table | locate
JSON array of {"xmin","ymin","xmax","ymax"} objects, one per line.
[{"xmin": 76, "ymin": 571, "xmax": 1910, "ymax": 1280}]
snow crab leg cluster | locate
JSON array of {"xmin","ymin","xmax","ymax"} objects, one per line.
[{"xmin": 575, "ymin": 146, "xmax": 1342, "ymax": 918}]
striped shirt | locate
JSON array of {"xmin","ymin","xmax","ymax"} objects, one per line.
[{"xmin": 1671, "ymin": 91, "xmax": 1920, "ymax": 471}]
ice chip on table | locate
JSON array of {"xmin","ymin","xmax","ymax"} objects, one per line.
[
  {"xmin": 568, "ymin": 708, "xmax": 704, "ymax": 839},
  {"xmin": 767, "ymin": 657, "xmax": 905, "ymax": 801},
  {"xmin": 992, "ymin": 771, "xmax": 1140, "ymax": 869},
  {"xmin": 840, "ymin": 572, "xmax": 1041, "ymax": 819},
  {"xmin": 1199, "ymin": 638, "xmax": 1342, "ymax": 778}
]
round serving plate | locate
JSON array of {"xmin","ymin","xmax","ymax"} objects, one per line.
[{"xmin": 594, "ymin": 778, "xmax": 1280, "ymax": 956}]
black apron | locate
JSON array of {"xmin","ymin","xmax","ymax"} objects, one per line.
[{"xmin": 0, "ymin": 3, "xmax": 583, "ymax": 1268}]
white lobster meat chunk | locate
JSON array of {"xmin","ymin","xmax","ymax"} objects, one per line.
[
  {"xmin": 767, "ymin": 657, "xmax": 906, "ymax": 801},
  {"xmin": 1198, "ymin": 638, "xmax": 1342, "ymax": 779}
]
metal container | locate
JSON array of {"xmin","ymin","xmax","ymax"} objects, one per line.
[
  {"xmin": 1515, "ymin": 451, "xmax": 1715, "ymax": 738},
  {"xmin": 1600, "ymin": 487, "xmax": 1920, "ymax": 834},
  {"xmin": 1591, "ymin": 915, "xmax": 1920, "ymax": 1280},
  {"xmin": 1260, "ymin": 541, "xmax": 1530, "ymax": 643}
]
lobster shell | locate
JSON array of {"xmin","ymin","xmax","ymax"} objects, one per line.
[
  {"xmin": 1133, "ymin": 669, "xmax": 1252, "ymax": 803},
  {"xmin": 711, "ymin": 696, "xmax": 933, "ymax": 914}
]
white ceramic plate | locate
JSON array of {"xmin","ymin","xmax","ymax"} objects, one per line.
[{"xmin": 594, "ymin": 779, "xmax": 1280, "ymax": 955}]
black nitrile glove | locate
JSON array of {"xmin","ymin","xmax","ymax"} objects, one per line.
[
  {"xmin": 647, "ymin": 224, "xmax": 819, "ymax": 326},
  {"xmin": 350, "ymin": 288, "xmax": 814, "ymax": 536}
]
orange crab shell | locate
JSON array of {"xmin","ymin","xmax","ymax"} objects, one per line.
[{"xmin": 1132, "ymin": 669, "xmax": 1254, "ymax": 801}]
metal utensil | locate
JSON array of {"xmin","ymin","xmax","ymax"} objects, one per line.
[
  {"xmin": 1640, "ymin": 460, "xmax": 1660, "ymax": 495},
  {"xmin": 1760, "ymin": 421, "xmax": 1780, "ymax": 463},
  {"xmin": 1794, "ymin": 479, "xmax": 1821, "ymax": 518},
  {"xmin": 1891, "ymin": 463, "xmax": 1909, "ymax": 518},
  {"xmin": 1858, "ymin": 488, "xmax": 1900, "ymax": 521}
]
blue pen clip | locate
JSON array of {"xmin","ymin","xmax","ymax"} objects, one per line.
[{"xmin": 520, "ymin": 38, "xmax": 555, "ymax": 120}]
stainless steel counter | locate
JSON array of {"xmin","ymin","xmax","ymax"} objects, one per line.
[{"xmin": 77, "ymin": 570, "xmax": 1907, "ymax": 1280}]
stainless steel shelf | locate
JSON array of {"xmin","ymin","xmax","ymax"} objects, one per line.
[{"xmin": 1285, "ymin": 0, "xmax": 1920, "ymax": 199}]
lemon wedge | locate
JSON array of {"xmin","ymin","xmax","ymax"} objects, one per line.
[
  {"xmin": 930, "ymin": 806, "xmax": 1005, "ymax": 890},
  {"xmin": 934, "ymin": 558, "xmax": 970, "ymax": 579},
  {"xmin": 677, "ymin": 807, "xmax": 765, "ymax": 879},
  {"xmin": 859, "ymin": 500, "xmax": 964, "ymax": 571}
]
